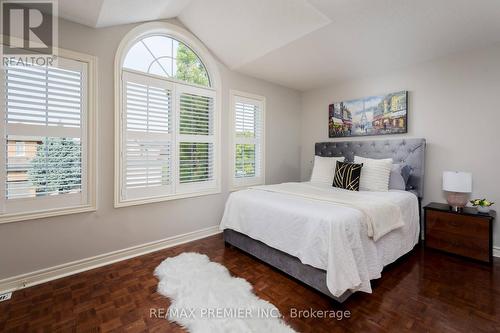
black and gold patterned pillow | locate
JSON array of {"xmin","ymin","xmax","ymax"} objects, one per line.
[{"xmin": 332, "ymin": 161, "xmax": 363, "ymax": 191}]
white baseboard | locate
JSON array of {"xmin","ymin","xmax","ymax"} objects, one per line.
[
  {"xmin": 0, "ymin": 226, "xmax": 221, "ymax": 294},
  {"xmin": 494, "ymin": 246, "xmax": 500, "ymax": 258}
]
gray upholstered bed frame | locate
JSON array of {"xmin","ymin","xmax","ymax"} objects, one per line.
[{"xmin": 224, "ymin": 138, "xmax": 426, "ymax": 302}]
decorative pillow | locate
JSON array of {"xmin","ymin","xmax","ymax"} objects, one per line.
[
  {"xmin": 400, "ymin": 164, "xmax": 412, "ymax": 185},
  {"xmin": 389, "ymin": 164, "xmax": 406, "ymax": 190},
  {"xmin": 332, "ymin": 161, "xmax": 363, "ymax": 191},
  {"xmin": 310, "ymin": 156, "xmax": 345, "ymax": 184},
  {"xmin": 354, "ymin": 156, "xmax": 393, "ymax": 192},
  {"xmin": 389, "ymin": 164, "xmax": 412, "ymax": 190}
]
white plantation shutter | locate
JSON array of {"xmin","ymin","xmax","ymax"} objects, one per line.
[
  {"xmin": 231, "ymin": 92, "xmax": 265, "ymax": 187},
  {"xmin": 6, "ymin": 65, "xmax": 82, "ymax": 128},
  {"xmin": 177, "ymin": 86, "xmax": 216, "ymax": 191},
  {"xmin": 0, "ymin": 56, "xmax": 90, "ymax": 215},
  {"xmin": 179, "ymin": 93, "xmax": 213, "ymax": 135},
  {"xmin": 122, "ymin": 71, "xmax": 174, "ymax": 200}
]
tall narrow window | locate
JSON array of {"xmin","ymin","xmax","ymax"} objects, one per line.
[
  {"xmin": 230, "ymin": 91, "xmax": 265, "ymax": 188},
  {"xmin": 116, "ymin": 25, "xmax": 220, "ymax": 207},
  {"xmin": 0, "ymin": 51, "xmax": 97, "ymax": 223}
]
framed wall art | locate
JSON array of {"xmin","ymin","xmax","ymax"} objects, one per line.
[{"xmin": 328, "ymin": 90, "xmax": 408, "ymax": 138}]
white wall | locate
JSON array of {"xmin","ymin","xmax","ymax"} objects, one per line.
[
  {"xmin": 0, "ymin": 19, "xmax": 301, "ymax": 279},
  {"xmin": 300, "ymin": 44, "xmax": 500, "ymax": 247}
]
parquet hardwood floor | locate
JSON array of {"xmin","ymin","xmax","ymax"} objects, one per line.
[{"xmin": 1, "ymin": 234, "xmax": 499, "ymax": 332}]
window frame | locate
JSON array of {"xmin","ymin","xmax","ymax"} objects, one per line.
[
  {"xmin": 229, "ymin": 90, "xmax": 266, "ymax": 190},
  {"xmin": 114, "ymin": 22, "xmax": 221, "ymax": 208},
  {"xmin": 0, "ymin": 46, "xmax": 98, "ymax": 224}
]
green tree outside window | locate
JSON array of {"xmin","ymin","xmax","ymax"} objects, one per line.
[
  {"xmin": 28, "ymin": 138, "xmax": 82, "ymax": 196},
  {"xmin": 175, "ymin": 43, "xmax": 210, "ymax": 87}
]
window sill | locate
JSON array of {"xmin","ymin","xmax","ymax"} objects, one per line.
[
  {"xmin": 0, "ymin": 205, "xmax": 97, "ymax": 225},
  {"xmin": 115, "ymin": 188, "xmax": 221, "ymax": 208},
  {"xmin": 230, "ymin": 181, "xmax": 265, "ymax": 192}
]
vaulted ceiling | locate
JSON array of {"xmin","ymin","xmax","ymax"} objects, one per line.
[{"xmin": 56, "ymin": 0, "xmax": 500, "ymax": 91}]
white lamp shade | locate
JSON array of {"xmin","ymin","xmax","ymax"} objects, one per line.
[{"xmin": 442, "ymin": 171, "xmax": 472, "ymax": 193}]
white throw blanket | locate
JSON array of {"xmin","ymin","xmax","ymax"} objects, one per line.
[{"xmin": 250, "ymin": 182, "xmax": 404, "ymax": 241}]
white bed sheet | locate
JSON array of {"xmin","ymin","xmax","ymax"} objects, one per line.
[{"xmin": 219, "ymin": 182, "xmax": 420, "ymax": 296}]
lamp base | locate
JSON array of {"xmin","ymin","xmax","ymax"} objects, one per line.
[
  {"xmin": 446, "ymin": 191, "xmax": 468, "ymax": 212},
  {"xmin": 450, "ymin": 205, "xmax": 464, "ymax": 212}
]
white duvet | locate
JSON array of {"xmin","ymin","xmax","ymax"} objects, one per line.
[{"xmin": 219, "ymin": 182, "xmax": 420, "ymax": 297}]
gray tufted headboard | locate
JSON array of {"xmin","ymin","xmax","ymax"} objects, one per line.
[{"xmin": 315, "ymin": 138, "xmax": 426, "ymax": 198}]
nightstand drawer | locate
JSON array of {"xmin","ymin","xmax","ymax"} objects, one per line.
[
  {"xmin": 425, "ymin": 230, "xmax": 489, "ymax": 262},
  {"xmin": 426, "ymin": 210, "xmax": 489, "ymax": 237}
]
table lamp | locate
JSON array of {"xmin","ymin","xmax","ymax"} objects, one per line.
[{"xmin": 442, "ymin": 171, "xmax": 472, "ymax": 211}]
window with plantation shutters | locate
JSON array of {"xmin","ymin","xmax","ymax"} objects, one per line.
[
  {"xmin": 230, "ymin": 91, "xmax": 265, "ymax": 188},
  {"xmin": 0, "ymin": 51, "xmax": 97, "ymax": 223},
  {"xmin": 116, "ymin": 32, "xmax": 219, "ymax": 207}
]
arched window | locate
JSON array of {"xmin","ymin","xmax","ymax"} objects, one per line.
[
  {"xmin": 115, "ymin": 23, "xmax": 220, "ymax": 207},
  {"xmin": 123, "ymin": 35, "xmax": 210, "ymax": 87}
]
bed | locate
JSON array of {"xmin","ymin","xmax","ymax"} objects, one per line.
[{"xmin": 221, "ymin": 138, "xmax": 426, "ymax": 302}]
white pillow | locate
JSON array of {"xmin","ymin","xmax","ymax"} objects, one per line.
[
  {"xmin": 310, "ymin": 156, "xmax": 345, "ymax": 184},
  {"xmin": 354, "ymin": 156, "xmax": 393, "ymax": 191}
]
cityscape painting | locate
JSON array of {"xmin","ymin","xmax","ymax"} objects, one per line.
[{"xmin": 328, "ymin": 91, "xmax": 408, "ymax": 138}]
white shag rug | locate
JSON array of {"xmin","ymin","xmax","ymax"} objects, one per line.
[{"xmin": 154, "ymin": 252, "xmax": 296, "ymax": 333}]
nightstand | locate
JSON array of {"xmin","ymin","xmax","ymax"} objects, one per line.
[{"xmin": 424, "ymin": 202, "xmax": 496, "ymax": 263}]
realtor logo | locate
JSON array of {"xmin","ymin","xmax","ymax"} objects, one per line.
[{"xmin": 1, "ymin": 0, "xmax": 58, "ymax": 66}]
